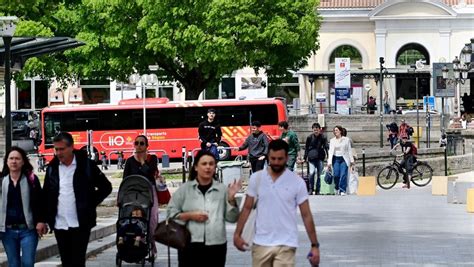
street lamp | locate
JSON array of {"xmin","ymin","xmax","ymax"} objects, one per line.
[
  {"xmin": 308, "ymin": 75, "xmax": 315, "ymax": 114},
  {"xmin": 442, "ymin": 38, "xmax": 473, "ymax": 119},
  {"xmin": 129, "ymin": 73, "xmax": 158, "ymax": 135},
  {"xmin": 379, "ymin": 57, "xmax": 385, "ymax": 148},
  {"xmin": 1, "ymin": 16, "xmax": 18, "ymax": 153}
]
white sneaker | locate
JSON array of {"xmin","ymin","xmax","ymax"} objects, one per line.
[{"xmin": 340, "ymin": 192, "xmax": 346, "ymax": 196}]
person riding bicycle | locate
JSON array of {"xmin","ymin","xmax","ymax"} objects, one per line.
[{"xmin": 391, "ymin": 136, "xmax": 417, "ymax": 189}]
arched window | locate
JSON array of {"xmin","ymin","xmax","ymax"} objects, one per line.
[
  {"xmin": 329, "ymin": 45, "xmax": 362, "ymax": 65},
  {"xmin": 396, "ymin": 43, "xmax": 430, "ymax": 67}
]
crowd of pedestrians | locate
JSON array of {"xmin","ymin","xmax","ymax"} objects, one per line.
[{"xmin": 0, "ymin": 107, "xmax": 364, "ymax": 267}]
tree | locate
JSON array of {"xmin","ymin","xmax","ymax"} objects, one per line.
[{"xmin": 2, "ymin": 0, "xmax": 321, "ymax": 100}]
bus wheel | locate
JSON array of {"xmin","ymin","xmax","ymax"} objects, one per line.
[{"xmin": 218, "ymin": 142, "xmax": 231, "ymax": 161}]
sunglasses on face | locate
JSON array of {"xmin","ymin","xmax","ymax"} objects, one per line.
[{"xmin": 134, "ymin": 141, "xmax": 146, "ymax": 146}]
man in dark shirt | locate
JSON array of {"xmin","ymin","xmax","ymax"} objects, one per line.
[
  {"xmin": 302, "ymin": 123, "xmax": 328, "ymax": 195},
  {"xmin": 392, "ymin": 136, "xmax": 416, "ymax": 189},
  {"xmin": 198, "ymin": 108, "xmax": 222, "ymax": 160},
  {"xmin": 236, "ymin": 121, "xmax": 269, "ymax": 173}
]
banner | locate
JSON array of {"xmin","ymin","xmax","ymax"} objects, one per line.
[
  {"xmin": 433, "ymin": 63, "xmax": 455, "ymax": 97},
  {"xmin": 335, "ymin": 58, "xmax": 351, "ymax": 88},
  {"xmin": 335, "ymin": 88, "xmax": 351, "ymax": 115}
]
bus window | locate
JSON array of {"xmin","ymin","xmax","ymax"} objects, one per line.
[
  {"xmin": 75, "ymin": 112, "xmax": 99, "ymax": 131},
  {"xmin": 44, "ymin": 114, "xmax": 61, "ymax": 148}
]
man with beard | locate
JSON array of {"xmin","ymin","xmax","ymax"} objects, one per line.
[
  {"xmin": 233, "ymin": 139, "xmax": 320, "ymax": 267},
  {"xmin": 235, "ymin": 121, "xmax": 269, "ymax": 173}
]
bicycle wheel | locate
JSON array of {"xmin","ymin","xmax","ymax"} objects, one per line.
[
  {"xmin": 411, "ymin": 162, "xmax": 433, "ymax": 187},
  {"xmin": 377, "ymin": 166, "xmax": 399, "ymax": 189}
]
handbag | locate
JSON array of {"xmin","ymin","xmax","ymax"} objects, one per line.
[
  {"xmin": 240, "ymin": 172, "xmax": 262, "ymax": 250},
  {"xmin": 324, "ymin": 168, "xmax": 333, "ymax": 185},
  {"xmin": 156, "ymin": 181, "xmax": 171, "ymax": 205},
  {"xmin": 154, "ymin": 217, "xmax": 190, "ymax": 249}
]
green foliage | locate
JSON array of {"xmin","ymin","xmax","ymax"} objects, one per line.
[{"xmin": 1, "ymin": 0, "xmax": 321, "ymax": 99}]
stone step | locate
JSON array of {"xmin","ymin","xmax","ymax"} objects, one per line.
[{"xmin": 0, "ymin": 217, "xmax": 116, "ymax": 267}]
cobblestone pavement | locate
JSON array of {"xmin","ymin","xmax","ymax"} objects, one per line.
[{"xmin": 87, "ymin": 185, "xmax": 474, "ymax": 267}]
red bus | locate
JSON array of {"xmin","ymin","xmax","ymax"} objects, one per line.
[{"xmin": 39, "ymin": 98, "xmax": 287, "ymax": 161}]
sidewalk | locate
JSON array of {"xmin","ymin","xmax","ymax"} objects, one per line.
[
  {"xmin": 86, "ymin": 179, "xmax": 474, "ymax": 266},
  {"xmin": 5, "ymin": 169, "xmax": 472, "ymax": 266}
]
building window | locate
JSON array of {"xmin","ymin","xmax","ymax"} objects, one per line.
[
  {"xmin": 35, "ymin": 80, "xmax": 49, "ymax": 109},
  {"xmin": 396, "ymin": 43, "xmax": 430, "ymax": 67},
  {"xmin": 221, "ymin": 78, "xmax": 235, "ymax": 99},
  {"xmin": 268, "ymin": 77, "xmax": 299, "ymax": 103},
  {"xmin": 16, "ymin": 81, "xmax": 32, "ymax": 109},
  {"xmin": 80, "ymin": 79, "xmax": 110, "ymax": 104},
  {"xmin": 159, "ymin": 85, "xmax": 173, "ymax": 99},
  {"xmin": 329, "ymin": 45, "xmax": 363, "ymax": 70}
]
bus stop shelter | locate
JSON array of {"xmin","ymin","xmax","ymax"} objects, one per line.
[{"xmin": 1, "ymin": 35, "xmax": 85, "ymax": 152}]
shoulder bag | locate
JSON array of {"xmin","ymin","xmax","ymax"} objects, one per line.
[
  {"xmin": 240, "ymin": 171, "xmax": 262, "ymax": 250},
  {"xmin": 154, "ymin": 215, "xmax": 190, "ymax": 249}
]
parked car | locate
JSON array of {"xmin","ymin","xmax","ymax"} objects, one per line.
[{"xmin": 12, "ymin": 111, "xmax": 30, "ymax": 138}]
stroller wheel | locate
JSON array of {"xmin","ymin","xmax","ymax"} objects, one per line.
[{"xmin": 115, "ymin": 253, "xmax": 122, "ymax": 267}]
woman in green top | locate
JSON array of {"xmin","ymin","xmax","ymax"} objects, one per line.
[{"xmin": 167, "ymin": 150, "xmax": 241, "ymax": 267}]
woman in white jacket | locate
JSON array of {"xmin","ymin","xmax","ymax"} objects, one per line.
[{"xmin": 327, "ymin": 126, "xmax": 354, "ymax": 195}]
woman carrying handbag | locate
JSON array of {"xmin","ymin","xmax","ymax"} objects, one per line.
[
  {"xmin": 327, "ymin": 126, "xmax": 354, "ymax": 196},
  {"xmin": 167, "ymin": 150, "xmax": 241, "ymax": 267}
]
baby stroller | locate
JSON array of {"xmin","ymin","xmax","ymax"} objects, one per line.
[{"xmin": 116, "ymin": 175, "xmax": 155, "ymax": 267}]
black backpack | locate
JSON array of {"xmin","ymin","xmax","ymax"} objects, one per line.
[{"xmin": 407, "ymin": 126, "xmax": 414, "ymax": 136}]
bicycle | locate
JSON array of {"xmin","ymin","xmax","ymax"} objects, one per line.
[{"xmin": 377, "ymin": 154, "xmax": 433, "ymax": 190}]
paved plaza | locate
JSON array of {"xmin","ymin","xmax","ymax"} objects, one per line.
[{"xmin": 87, "ymin": 184, "xmax": 474, "ymax": 267}]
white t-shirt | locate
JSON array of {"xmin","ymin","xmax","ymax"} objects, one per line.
[{"xmin": 247, "ymin": 168, "xmax": 308, "ymax": 248}]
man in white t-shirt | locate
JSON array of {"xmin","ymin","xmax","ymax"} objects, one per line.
[{"xmin": 234, "ymin": 139, "xmax": 320, "ymax": 266}]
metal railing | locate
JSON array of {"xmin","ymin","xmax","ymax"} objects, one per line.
[{"xmin": 107, "ymin": 149, "xmax": 169, "ymax": 167}]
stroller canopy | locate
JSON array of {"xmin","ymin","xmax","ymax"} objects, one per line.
[{"xmin": 117, "ymin": 175, "xmax": 154, "ymax": 210}]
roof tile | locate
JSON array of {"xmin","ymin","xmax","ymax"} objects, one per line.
[{"xmin": 318, "ymin": 0, "xmax": 474, "ymax": 8}]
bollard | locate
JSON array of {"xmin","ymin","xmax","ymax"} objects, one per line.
[
  {"xmin": 182, "ymin": 146, "xmax": 186, "ymax": 183},
  {"xmin": 444, "ymin": 145, "xmax": 448, "ymax": 176},
  {"xmin": 357, "ymin": 176, "xmax": 376, "ymax": 196},
  {"xmin": 467, "ymin": 189, "xmax": 474, "ymax": 213},
  {"xmin": 431, "ymin": 176, "xmax": 448, "ymax": 196},
  {"xmin": 362, "ymin": 148, "xmax": 366, "ymax": 176}
]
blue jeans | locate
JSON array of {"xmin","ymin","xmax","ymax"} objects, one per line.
[
  {"xmin": 332, "ymin": 156, "xmax": 348, "ymax": 193},
  {"xmin": 308, "ymin": 159, "xmax": 324, "ymax": 193},
  {"xmin": 384, "ymin": 103, "xmax": 390, "ymax": 114},
  {"xmin": 203, "ymin": 144, "xmax": 219, "ymax": 161},
  {"xmin": 2, "ymin": 228, "xmax": 39, "ymax": 267}
]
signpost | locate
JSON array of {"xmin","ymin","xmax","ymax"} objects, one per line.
[
  {"xmin": 335, "ymin": 58, "xmax": 351, "ymax": 114},
  {"xmin": 316, "ymin": 92, "xmax": 326, "ymax": 114},
  {"xmin": 433, "ymin": 63, "xmax": 455, "ymax": 133}
]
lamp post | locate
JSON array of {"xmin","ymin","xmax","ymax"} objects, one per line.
[
  {"xmin": 1, "ymin": 16, "xmax": 18, "ymax": 153},
  {"xmin": 442, "ymin": 38, "xmax": 473, "ymax": 120},
  {"xmin": 379, "ymin": 57, "xmax": 385, "ymax": 148},
  {"xmin": 129, "ymin": 73, "xmax": 158, "ymax": 135},
  {"xmin": 308, "ymin": 75, "xmax": 315, "ymax": 114}
]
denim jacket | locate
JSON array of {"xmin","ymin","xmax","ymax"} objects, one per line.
[{"xmin": 167, "ymin": 179, "xmax": 239, "ymax": 245}]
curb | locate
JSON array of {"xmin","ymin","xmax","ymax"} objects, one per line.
[
  {"xmin": 0, "ymin": 218, "xmax": 116, "ymax": 267},
  {"xmin": 36, "ymin": 235, "xmax": 117, "ymax": 266}
]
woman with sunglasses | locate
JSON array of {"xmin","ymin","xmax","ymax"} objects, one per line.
[{"xmin": 123, "ymin": 135, "xmax": 160, "ymax": 255}]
